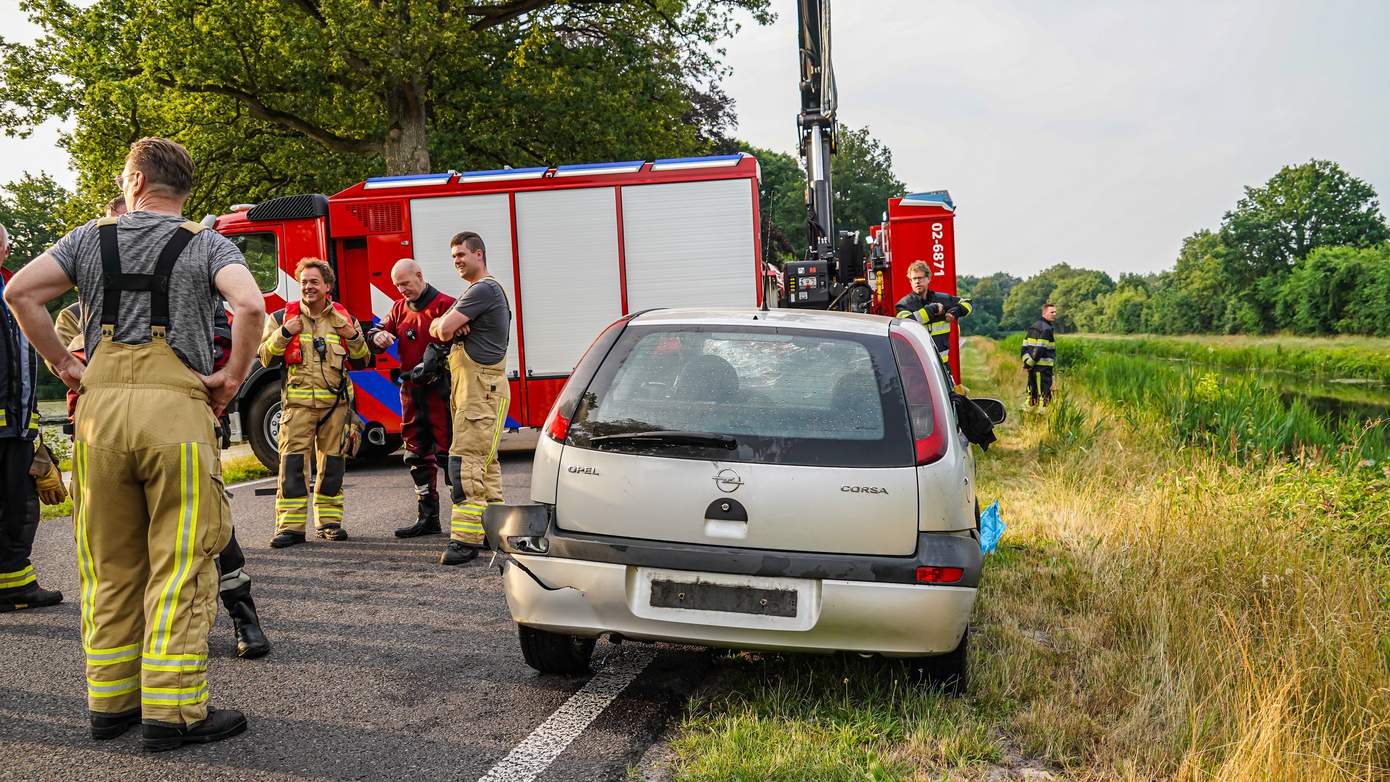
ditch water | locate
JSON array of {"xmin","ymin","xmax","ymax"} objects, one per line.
[{"xmin": 1179, "ymin": 359, "xmax": 1390, "ymax": 447}]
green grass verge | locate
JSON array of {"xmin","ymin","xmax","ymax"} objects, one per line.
[
  {"xmin": 1069, "ymin": 332, "xmax": 1390, "ymax": 383},
  {"xmin": 40, "ymin": 498, "xmax": 72, "ymax": 520},
  {"xmin": 223, "ymin": 453, "xmax": 272, "ymax": 484}
]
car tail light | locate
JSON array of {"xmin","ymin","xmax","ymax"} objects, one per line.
[
  {"xmin": 890, "ymin": 330, "xmax": 948, "ymax": 464},
  {"xmin": 915, "ymin": 566, "xmax": 964, "ymax": 584},
  {"xmin": 544, "ymin": 411, "xmax": 570, "ymax": 443},
  {"xmin": 541, "ymin": 317, "xmax": 630, "ymax": 444}
]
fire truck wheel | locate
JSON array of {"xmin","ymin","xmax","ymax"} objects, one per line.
[{"xmin": 245, "ymin": 381, "xmax": 282, "ymax": 472}]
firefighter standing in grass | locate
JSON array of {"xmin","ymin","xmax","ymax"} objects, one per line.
[
  {"xmin": 894, "ymin": 260, "xmax": 972, "ymax": 383},
  {"xmin": 259, "ymin": 258, "xmax": 370, "ymax": 548},
  {"xmin": 429, "ymin": 231, "xmax": 511, "ymax": 567},
  {"xmin": 4, "ymin": 137, "xmax": 265, "ymax": 749},
  {"xmin": 367, "ymin": 259, "xmax": 455, "ymax": 539},
  {"xmin": 1022, "ymin": 302, "xmax": 1058, "ymax": 409}
]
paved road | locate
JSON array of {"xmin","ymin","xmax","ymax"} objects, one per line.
[{"xmin": 1, "ymin": 452, "xmax": 708, "ymax": 781}]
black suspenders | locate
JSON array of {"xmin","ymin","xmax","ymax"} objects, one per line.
[{"xmin": 97, "ymin": 221, "xmax": 199, "ymax": 333}]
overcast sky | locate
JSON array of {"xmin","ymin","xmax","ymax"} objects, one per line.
[{"xmin": 3, "ymin": 0, "xmax": 1388, "ymax": 278}]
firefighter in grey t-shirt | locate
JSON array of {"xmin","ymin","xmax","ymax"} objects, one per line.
[
  {"xmin": 429, "ymin": 231, "xmax": 511, "ymax": 566},
  {"xmin": 4, "ymin": 137, "xmax": 265, "ymax": 749}
]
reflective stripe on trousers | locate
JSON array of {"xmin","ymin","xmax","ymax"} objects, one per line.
[
  {"xmin": 0, "ymin": 564, "xmax": 36, "ymax": 590},
  {"xmin": 72, "ymin": 332, "xmax": 230, "ymax": 724},
  {"xmin": 447, "ymin": 344, "xmax": 510, "ymax": 545}
]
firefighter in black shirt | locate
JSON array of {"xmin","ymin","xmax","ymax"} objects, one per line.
[
  {"xmin": 1021, "ymin": 303, "xmax": 1057, "ymax": 408},
  {"xmin": 894, "ymin": 260, "xmax": 972, "ymax": 383}
]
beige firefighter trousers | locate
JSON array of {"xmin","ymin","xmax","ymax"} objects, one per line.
[
  {"xmin": 72, "ymin": 329, "xmax": 232, "ymax": 725},
  {"xmin": 447, "ymin": 346, "xmax": 510, "ymax": 545},
  {"xmin": 274, "ymin": 400, "xmax": 351, "ymax": 534}
]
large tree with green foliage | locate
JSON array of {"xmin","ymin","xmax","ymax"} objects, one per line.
[
  {"xmin": 1000, "ymin": 263, "xmax": 1113, "ymax": 332},
  {"xmin": 0, "ymin": 173, "xmax": 70, "ymax": 273},
  {"xmin": 2, "ymin": 0, "xmax": 769, "ymax": 217},
  {"xmin": 1275, "ymin": 244, "xmax": 1390, "ymax": 337},
  {"xmin": 1219, "ymin": 160, "xmax": 1388, "ymax": 329},
  {"xmin": 958, "ymin": 271, "xmax": 1020, "ymax": 338},
  {"xmin": 1221, "ymin": 160, "xmax": 1388, "ymax": 280},
  {"xmin": 744, "ymin": 144, "xmax": 802, "ymax": 261}
]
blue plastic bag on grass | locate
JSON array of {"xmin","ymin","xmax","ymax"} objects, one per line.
[{"xmin": 979, "ymin": 500, "xmax": 1005, "ymax": 555}]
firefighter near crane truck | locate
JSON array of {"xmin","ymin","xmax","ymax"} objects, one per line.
[{"xmin": 780, "ymin": 0, "xmax": 969, "ymax": 379}]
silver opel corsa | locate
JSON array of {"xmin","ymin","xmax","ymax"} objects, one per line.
[{"xmin": 484, "ymin": 308, "xmax": 1000, "ymax": 691}]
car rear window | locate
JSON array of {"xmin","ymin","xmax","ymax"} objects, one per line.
[{"xmin": 565, "ymin": 324, "xmax": 915, "ymax": 467}]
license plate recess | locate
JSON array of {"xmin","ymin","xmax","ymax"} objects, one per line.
[{"xmin": 649, "ymin": 579, "xmax": 798, "ymax": 618}]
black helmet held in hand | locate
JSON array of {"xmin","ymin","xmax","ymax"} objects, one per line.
[{"xmin": 407, "ymin": 341, "xmax": 450, "ymax": 386}]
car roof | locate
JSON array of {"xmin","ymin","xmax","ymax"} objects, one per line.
[{"xmin": 628, "ymin": 307, "xmax": 894, "ymax": 337}]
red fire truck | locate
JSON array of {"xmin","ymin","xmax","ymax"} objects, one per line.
[{"xmin": 213, "ymin": 154, "xmax": 766, "ymax": 468}]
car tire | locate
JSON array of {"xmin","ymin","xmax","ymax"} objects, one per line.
[
  {"xmin": 908, "ymin": 627, "xmax": 969, "ymax": 695},
  {"xmin": 517, "ymin": 624, "xmax": 596, "ymax": 675},
  {"xmin": 245, "ymin": 381, "xmax": 282, "ymax": 472}
]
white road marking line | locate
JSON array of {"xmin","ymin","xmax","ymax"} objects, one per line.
[
  {"xmin": 477, "ymin": 648, "xmax": 656, "ymax": 782},
  {"xmin": 228, "ymin": 474, "xmax": 277, "ymax": 491}
]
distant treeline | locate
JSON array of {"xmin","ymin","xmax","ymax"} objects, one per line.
[{"xmin": 960, "ymin": 160, "xmax": 1390, "ymax": 338}]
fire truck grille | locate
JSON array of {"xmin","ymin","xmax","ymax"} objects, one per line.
[{"xmin": 347, "ymin": 202, "xmax": 403, "ymax": 233}]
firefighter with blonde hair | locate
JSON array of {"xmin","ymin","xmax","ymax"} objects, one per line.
[
  {"xmin": 259, "ymin": 257, "xmax": 369, "ymax": 547},
  {"xmin": 894, "ymin": 259, "xmax": 972, "ymax": 383}
]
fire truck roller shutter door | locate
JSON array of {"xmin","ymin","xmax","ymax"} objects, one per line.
[
  {"xmin": 620, "ymin": 178, "xmax": 758, "ymax": 311},
  {"xmin": 514, "ymin": 187, "xmax": 622, "ymax": 376}
]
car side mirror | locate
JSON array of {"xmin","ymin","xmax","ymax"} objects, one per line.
[{"xmin": 970, "ymin": 397, "xmax": 1007, "ymax": 425}]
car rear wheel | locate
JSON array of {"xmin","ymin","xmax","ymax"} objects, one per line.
[
  {"xmin": 908, "ymin": 627, "xmax": 969, "ymax": 695},
  {"xmin": 517, "ymin": 624, "xmax": 595, "ymax": 675}
]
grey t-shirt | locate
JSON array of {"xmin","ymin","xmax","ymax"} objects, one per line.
[
  {"xmin": 453, "ymin": 277, "xmax": 510, "ymax": 365},
  {"xmin": 49, "ymin": 212, "xmax": 246, "ymax": 374}
]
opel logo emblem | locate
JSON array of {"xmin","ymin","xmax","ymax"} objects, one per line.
[{"xmin": 714, "ymin": 468, "xmax": 743, "ymax": 493}]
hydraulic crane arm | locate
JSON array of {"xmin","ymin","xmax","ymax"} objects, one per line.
[{"xmin": 797, "ymin": 0, "xmax": 837, "ymax": 266}]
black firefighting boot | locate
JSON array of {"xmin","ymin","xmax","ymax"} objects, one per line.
[
  {"xmin": 395, "ymin": 491, "xmax": 442, "ymax": 538},
  {"xmin": 440, "ymin": 540, "xmax": 479, "ymax": 566},
  {"xmin": 220, "ymin": 583, "xmax": 270, "ymax": 659},
  {"xmin": 0, "ymin": 582, "xmax": 63, "ymax": 613},
  {"xmin": 91, "ymin": 708, "xmax": 142, "ymax": 740},
  {"xmin": 142, "ymin": 708, "xmax": 248, "ymax": 752}
]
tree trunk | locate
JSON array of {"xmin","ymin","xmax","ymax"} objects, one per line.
[{"xmin": 383, "ymin": 78, "xmax": 430, "ymax": 175}]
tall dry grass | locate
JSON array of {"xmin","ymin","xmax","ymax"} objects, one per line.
[{"xmin": 970, "ymin": 338, "xmax": 1390, "ymax": 781}]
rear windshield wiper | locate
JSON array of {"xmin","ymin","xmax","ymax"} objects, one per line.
[{"xmin": 588, "ymin": 430, "xmax": 738, "ymax": 450}]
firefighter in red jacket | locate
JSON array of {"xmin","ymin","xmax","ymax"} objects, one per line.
[{"xmin": 367, "ymin": 259, "xmax": 456, "ymax": 538}]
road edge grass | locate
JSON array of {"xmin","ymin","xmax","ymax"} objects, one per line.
[
  {"xmin": 42, "ymin": 451, "xmax": 271, "ymax": 521},
  {"xmin": 659, "ymin": 337, "xmax": 1389, "ymax": 782}
]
